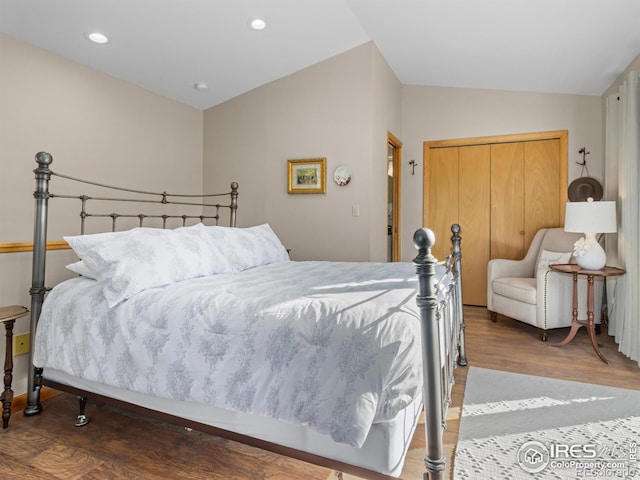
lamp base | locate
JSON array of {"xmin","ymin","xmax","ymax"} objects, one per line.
[{"xmin": 575, "ymin": 238, "xmax": 607, "ymax": 271}]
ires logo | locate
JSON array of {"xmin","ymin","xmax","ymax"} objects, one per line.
[
  {"xmin": 518, "ymin": 440, "xmax": 637, "ymax": 475},
  {"xmin": 549, "ymin": 443, "xmax": 598, "ymax": 459},
  {"xmin": 517, "ymin": 441, "xmax": 604, "ymax": 473}
]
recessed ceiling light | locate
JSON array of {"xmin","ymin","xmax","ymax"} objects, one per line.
[
  {"xmin": 249, "ymin": 18, "xmax": 267, "ymax": 30},
  {"xmin": 87, "ymin": 32, "xmax": 109, "ymax": 44},
  {"xmin": 194, "ymin": 82, "xmax": 208, "ymax": 91}
]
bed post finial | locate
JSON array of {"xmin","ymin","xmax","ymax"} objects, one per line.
[
  {"xmin": 413, "ymin": 227, "xmax": 436, "ymax": 260},
  {"xmin": 413, "ymin": 228, "xmax": 446, "ymax": 480},
  {"xmin": 26, "ymin": 152, "xmax": 54, "ymax": 416},
  {"xmin": 450, "ymin": 224, "xmax": 461, "ymax": 256},
  {"xmin": 450, "ymin": 224, "xmax": 467, "ymax": 367},
  {"xmin": 35, "ymin": 151, "xmax": 53, "ymax": 167},
  {"xmin": 230, "ymin": 182, "xmax": 238, "ymax": 227}
]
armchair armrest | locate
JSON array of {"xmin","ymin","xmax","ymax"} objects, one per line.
[{"xmin": 487, "ymin": 257, "xmax": 537, "ymax": 312}]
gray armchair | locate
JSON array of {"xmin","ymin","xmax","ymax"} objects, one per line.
[{"xmin": 487, "ymin": 227, "xmax": 603, "ymax": 341}]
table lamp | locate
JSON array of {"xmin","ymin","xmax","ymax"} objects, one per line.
[{"xmin": 564, "ymin": 198, "xmax": 617, "ymax": 270}]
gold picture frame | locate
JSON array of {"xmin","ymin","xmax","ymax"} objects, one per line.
[{"xmin": 287, "ymin": 158, "xmax": 327, "ymax": 194}]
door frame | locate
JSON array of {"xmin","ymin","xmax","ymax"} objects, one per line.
[{"xmin": 387, "ymin": 131, "xmax": 402, "ymax": 262}]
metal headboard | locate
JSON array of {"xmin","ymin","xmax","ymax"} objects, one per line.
[{"xmin": 25, "ymin": 151, "xmax": 239, "ymax": 415}]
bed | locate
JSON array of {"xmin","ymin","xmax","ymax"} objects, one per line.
[{"xmin": 25, "ymin": 151, "xmax": 467, "ymax": 480}]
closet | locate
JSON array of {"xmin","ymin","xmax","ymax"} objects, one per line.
[{"xmin": 424, "ymin": 131, "xmax": 568, "ymax": 306}]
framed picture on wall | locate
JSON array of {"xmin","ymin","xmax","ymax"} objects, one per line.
[{"xmin": 287, "ymin": 158, "xmax": 327, "ymax": 194}]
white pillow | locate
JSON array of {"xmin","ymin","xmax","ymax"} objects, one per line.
[
  {"xmin": 65, "ymin": 229, "xmax": 132, "ymax": 280},
  {"xmin": 64, "ymin": 224, "xmax": 234, "ymax": 307},
  {"xmin": 201, "ymin": 223, "xmax": 290, "ymax": 272},
  {"xmin": 66, "ymin": 260, "xmax": 98, "ymax": 280},
  {"xmin": 536, "ymin": 249, "xmax": 572, "ymax": 278}
]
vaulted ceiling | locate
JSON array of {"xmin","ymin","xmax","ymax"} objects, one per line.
[{"xmin": 2, "ymin": 0, "xmax": 640, "ymax": 110}]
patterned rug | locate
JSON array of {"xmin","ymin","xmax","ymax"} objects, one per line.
[{"xmin": 453, "ymin": 367, "xmax": 640, "ymax": 479}]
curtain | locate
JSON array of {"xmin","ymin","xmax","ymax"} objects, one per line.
[{"xmin": 605, "ymin": 70, "xmax": 640, "ymax": 364}]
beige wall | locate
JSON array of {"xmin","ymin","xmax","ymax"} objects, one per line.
[
  {"xmin": 0, "ymin": 33, "xmax": 204, "ymax": 394},
  {"xmin": 203, "ymin": 42, "xmax": 402, "ymax": 262},
  {"xmin": 0, "ymin": 32, "xmax": 617, "ymax": 397},
  {"xmin": 400, "ymin": 85, "xmax": 603, "ymax": 260}
]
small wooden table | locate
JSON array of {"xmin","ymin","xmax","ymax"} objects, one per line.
[
  {"xmin": 0, "ymin": 305, "xmax": 29, "ymax": 428},
  {"xmin": 549, "ymin": 264, "xmax": 625, "ymax": 364}
]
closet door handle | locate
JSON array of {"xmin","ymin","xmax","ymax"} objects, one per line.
[{"xmin": 519, "ymin": 230, "xmax": 525, "ymax": 235}]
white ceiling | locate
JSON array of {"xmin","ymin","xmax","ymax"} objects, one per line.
[{"xmin": 2, "ymin": 0, "xmax": 640, "ymax": 110}]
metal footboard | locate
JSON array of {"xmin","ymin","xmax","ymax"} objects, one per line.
[{"xmin": 414, "ymin": 224, "xmax": 467, "ymax": 480}]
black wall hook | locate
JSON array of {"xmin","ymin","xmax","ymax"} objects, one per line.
[
  {"xmin": 409, "ymin": 160, "xmax": 417, "ymax": 175},
  {"xmin": 577, "ymin": 147, "xmax": 590, "ymax": 166}
]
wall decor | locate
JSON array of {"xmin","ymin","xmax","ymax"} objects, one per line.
[
  {"xmin": 333, "ymin": 165, "xmax": 352, "ymax": 186},
  {"xmin": 288, "ymin": 158, "xmax": 327, "ymax": 194}
]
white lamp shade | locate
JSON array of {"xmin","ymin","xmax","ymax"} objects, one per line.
[{"xmin": 564, "ymin": 200, "xmax": 617, "ymax": 234}]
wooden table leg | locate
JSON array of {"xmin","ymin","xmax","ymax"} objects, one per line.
[
  {"xmin": 552, "ymin": 273, "xmax": 609, "ymax": 364},
  {"xmin": 2, "ymin": 319, "xmax": 15, "ymax": 429},
  {"xmin": 585, "ymin": 274, "xmax": 609, "ymax": 364},
  {"xmin": 552, "ymin": 272, "xmax": 581, "ymax": 346}
]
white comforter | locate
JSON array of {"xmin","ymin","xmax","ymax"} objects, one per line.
[{"xmin": 35, "ymin": 261, "xmax": 444, "ymax": 447}]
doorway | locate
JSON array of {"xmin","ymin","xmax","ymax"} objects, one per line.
[{"xmin": 387, "ymin": 132, "xmax": 402, "ymax": 262}]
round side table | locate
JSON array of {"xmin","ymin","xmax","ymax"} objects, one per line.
[{"xmin": 548, "ymin": 263, "xmax": 625, "ymax": 364}]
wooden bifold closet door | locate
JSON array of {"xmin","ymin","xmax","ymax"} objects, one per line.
[{"xmin": 424, "ymin": 131, "xmax": 567, "ymax": 306}]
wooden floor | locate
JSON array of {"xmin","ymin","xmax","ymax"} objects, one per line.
[{"xmin": 2, "ymin": 306, "xmax": 638, "ymax": 479}]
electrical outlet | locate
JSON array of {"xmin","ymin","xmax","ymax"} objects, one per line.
[{"xmin": 14, "ymin": 333, "xmax": 30, "ymax": 356}]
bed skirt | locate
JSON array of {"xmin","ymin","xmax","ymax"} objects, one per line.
[{"xmin": 43, "ymin": 369, "xmax": 422, "ymax": 477}]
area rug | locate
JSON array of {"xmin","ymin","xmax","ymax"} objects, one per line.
[{"xmin": 453, "ymin": 367, "xmax": 640, "ymax": 479}]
